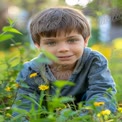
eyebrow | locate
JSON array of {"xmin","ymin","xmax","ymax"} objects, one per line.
[
  {"xmin": 42, "ymin": 35, "xmax": 82, "ymax": 41},
  {"xmin": 67, "ymin": 35, "xmax": 81, "ymax": 39}
]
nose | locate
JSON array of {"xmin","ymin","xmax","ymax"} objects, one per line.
[{"xmin": 57, "ymin": 42, "xmax": 69, "ymax": 53}]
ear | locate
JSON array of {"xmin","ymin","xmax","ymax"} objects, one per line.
[
  {"xmin": 84, "ymin": 36, "xmax": 90, "ymax": 47},
  {"xmin": 34, "ymin": 42, "xmax": 40, "ymax": 49}
]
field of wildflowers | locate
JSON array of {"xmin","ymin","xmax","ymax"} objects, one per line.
[{"xmin": 0, "ymin": 20, "xmax": 122, "ymax": 122}]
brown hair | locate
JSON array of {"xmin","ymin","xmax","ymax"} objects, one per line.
[{"xmin": 30, "ymin": 7, "xmax": 91, "ymax": 46}]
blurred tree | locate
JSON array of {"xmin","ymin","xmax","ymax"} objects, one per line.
[
  {"xmin": 1, "ymin": 0, "xmax": 121, "ymax": 49},
  {"xmin": 0, "ymin": 1, "xmax": 8, "ymax": 33},
  {"xmin": 82, "ymin": 0, "xmax": 122, "ymax": 44},
  {"xmin": 0, "ymin": 0, "xmax": 66, "ymax": 50},
  {"xmin": 87, "ymin": 0, "xmax": 122, "ymax": 14}
]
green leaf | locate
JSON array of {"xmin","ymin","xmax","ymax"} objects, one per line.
[
  {"xmin": 21, "ymin": 94, "xmax": 41, "ymax": 108},
  {"xmin": 8, "ymin": 56, "xmax": 18, "ymax": 63},
  {"xmin": 41, "ymin": 49, "xmax": 58, "ymax": 62},
  {"xmin": 8, "ymin": 18, "xmax": 14, "ymax": 26},
  {"xmin": 30, "ymin": 118, "xmax": 52, "ymax": 122},
  {"xmin": 53, "ymin": 80, "xmax": 75, "ymax": 88},
  {"xmin": 12, "ymin": 107, "xmax": 28, "ymax": 114},
  {"xmin": 0, "ymin": 115, "xmax": 4, "ymax": 122},
  {"xmin": 20, "ymin": 82, "xmax": 29, "ymax": 88},
  {"xmin": 35, "ymin": 57, "xmax": 52, "ymax": 64},
  {"xmin": 10, "ymin": 110, "xmax": 28, "ymax": 122},
  {"xmin": 3, "ymin": 26, "xmax": 22, "ymax": 35},
  {"xmin": 12, "ymin": 64, "xmax": 23, "ymax": 71},
  {"xmin": 60, "ymin": 108, "xmax": 73, "ymax": 117},
  {"xmin": 60, "ymin": 96, "xmax": 74, "ymax": 103},
  {"xmin": 0, "ymin": 33, "xmax": 14, "ymax": 42}
]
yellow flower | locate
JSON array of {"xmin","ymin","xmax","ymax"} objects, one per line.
[
  {"xmin": 94, "ymin": 102, "xmax": 105, "ymax": 107},
  {"xmin": 38, "ymin": 85, "xmax": 49, "ymax": 91},
  {"xmin": 29, "ymin": 73, "xmax": 37, "ymax": 78},
  {"xmin": 112, "ymin": 38, "xmax": 122, "ymax": 50},
  {"xmin": 118, "ymin": 107, "xmax": 122, "ymax": 113},
  {"xmin": 97, "ymin": 109, "xmax": 111, "ymax": 117},
  {"xmin": 5, "ymin": 87, "xmax": 11, "ymax": 92},
  {"xmin": 100, "ymin": 109, "xmax": 111, "ymax": 115}
]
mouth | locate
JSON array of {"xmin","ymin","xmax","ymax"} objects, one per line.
[{"xmin": 57, "ymin": 55, "xmax": 74, "ymax": 60}]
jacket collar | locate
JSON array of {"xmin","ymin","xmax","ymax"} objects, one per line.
[{"xmin": 73, "ymin": 47, "xmax": 92, "ymax": 74}]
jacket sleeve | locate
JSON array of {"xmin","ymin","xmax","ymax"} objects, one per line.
[
  {"xmin": 12, "ymin": 63, "xmax": 40, "ymax": 121},
  {"xmin": 85, "ymin": 53, "xmax": 117, "ymax": 113}
]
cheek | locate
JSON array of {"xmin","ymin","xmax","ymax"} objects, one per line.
[
  {"xmin": 73, "ymin": 46, "xmax": 84, "ymax": 57},
  {"xmin": 46, "ymin": 48, "xmax": 56, "ymax": 54},
  {"xmin": 73, "ymin": 45, "xmax": 84, "ymax": 53}
]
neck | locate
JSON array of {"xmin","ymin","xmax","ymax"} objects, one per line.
[
  {"xmin": 49, "ymin": 63, "xmax": 77, "ymax": 80},
  {"xmin": 49, "ymin": 63, "xmax": 76, "ymax": 72}
]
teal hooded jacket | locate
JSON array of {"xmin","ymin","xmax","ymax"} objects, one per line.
[{"xmin": 12, "ymin": 47, "xmax": 117, "ymax": 119}]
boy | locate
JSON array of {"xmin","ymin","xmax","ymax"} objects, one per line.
[{"xmin": 12, "ymin": 6, "xmax": 116, "ymax": 119}]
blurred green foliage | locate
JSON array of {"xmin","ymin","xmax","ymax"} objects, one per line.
[
  {"xmin": 0, "ymin": 18, "xmax": 122, "ymax": 122},
  {"xmin": 1, "ymin": 0, "xmax": 122, "ymax": 50}
]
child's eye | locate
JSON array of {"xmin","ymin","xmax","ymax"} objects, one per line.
[
  {"xmin": 46, "ymin": 41, "xmax": 56, "ymax": 46},
  {"xmin": 67, "ymin": 39, "xmax": 77, "ymax": 43}
]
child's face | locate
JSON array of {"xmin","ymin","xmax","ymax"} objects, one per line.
[{"xmin": 37, "ymin": 31, "xmax": 89, "ymax": 66}]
